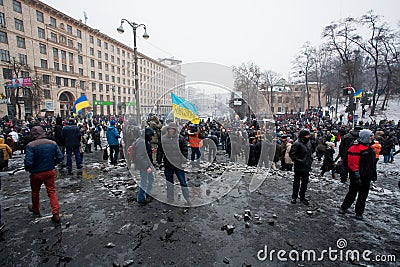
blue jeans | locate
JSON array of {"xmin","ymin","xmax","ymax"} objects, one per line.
[
  {"xmin": 383, "ymin": 154, "xmax": 390, "ymax": 163},
  {"xmin": 164, "ymin": 168, "xmax": 189, "ymax": 201},
  {"xmin": 109, "ymin": 144, "xmax": 119, "ymax": 164},
  {"xmin": 66, "ymin": 146, "xmax": 82, "ymax": 170},
  {"xmin": 191, "ymin": 147, "xmax": 201, "ymax": 161},
  {"xmin": 137, "ymin": 169, "xmax": 154, "ymax": 202}
]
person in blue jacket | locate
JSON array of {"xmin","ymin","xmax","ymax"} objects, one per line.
[
  {"xmin": 24, "ymin": 126, "xmax": 63, "ymax": 223},
  {"xmin": 106, "ymin": 120, "xmax": 121, "ymax": 165}
]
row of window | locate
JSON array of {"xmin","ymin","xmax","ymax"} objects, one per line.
[
  {"xmin": 35, "ymin": 9, "xmax": 128, "ymax": 57},
  {"xmin": 2, "ymin": 67, "xmax": 28, "ymax": 80},
  {"xmin": 2, "ymin": 0, "xmax": 137, "ymax": 61}
]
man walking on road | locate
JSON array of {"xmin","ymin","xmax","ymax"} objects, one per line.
[
  {"xmin": 339, "ymin": 129, "xmax": 376, "ymax": 220},
  {"xmin": 157, "ymin": 122, "xmax": 191, "ymax": 205},
  {"xmin": 106, "ymin": 120, "xmax": 121, "ymax": 165},
  {"xmin": 24, "ymin": 126, "xmax": 63, "ymax": 223},
  {"xmin": 62, "ymin": 118, "xmax": 82, "ymax": 175},
  {"xmin": 289, "ymin": 129, "xmax": 313, "ymax": 205}
]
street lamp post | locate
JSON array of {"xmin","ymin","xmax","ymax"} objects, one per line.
[{"xmin": 117, "ymin": 19, "xmax": 149, "ymax": 125}]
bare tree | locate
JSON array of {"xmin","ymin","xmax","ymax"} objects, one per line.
[
  {"xmin": 344, "ymin": 11, "xmax": 393, "ymax": 116},
  {"xmin": 322, "ymin": 17, "xmax": 361, "ymax": 88},
  {"xmin": 262, "ymin": 70, "xmax": 281, "ymax": 109},
  {"xmin": 292, "ymin": 41, "xmax": 315, "ymax": 110},
  {"xmin": 5, "ymin": 57, "xmax": 44, "ymax": 119},
  {"xmin": 31, "ymin": 72, "xmax": 45, "ymax": 116},
  {"xmin": 5, "ymin": 57, "xmax": 30, "ymax": 119},
  {"xmin": 232, "ymin": 62, "xmax": 263, "ymax": 116},
  {"xmin": 310, "ymin": 44, "xmax": 333, "ymax": 108},
  {"xmin": 379, "ymin": 34, "xmax": 399, "ymax": 109}
]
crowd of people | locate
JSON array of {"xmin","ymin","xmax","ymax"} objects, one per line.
[{"xmin": 0, "ymin": 109, "xmax": 400, "ymax": 228}]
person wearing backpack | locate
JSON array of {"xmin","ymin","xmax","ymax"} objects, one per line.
[{"xmin": 0, "ymin": 135, "xmax": 13, "ymax": 171}]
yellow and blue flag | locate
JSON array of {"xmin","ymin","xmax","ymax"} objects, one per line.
[
  {"xmin": 353, "ymin": 88, "xmax": 363, "ymax": 98},
  {"xmin": 171, "ymin": 93, "xmax": 200, "ymax": 124},
  {"xmin": 72, "ymin": 95, "xmax": 91, "ymax": 114}
]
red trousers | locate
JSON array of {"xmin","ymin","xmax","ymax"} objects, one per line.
[{"xmin": 30, "ymin": 170, "xmax": 59, "ymax": 215}]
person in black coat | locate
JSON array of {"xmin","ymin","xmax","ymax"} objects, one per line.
[
  {"xmin": 289, "ymin": 129, "xmax": 313, "ymax": 205},
  {"xmin": 247, "ymin": 137, "xmax": 260, "ymax": 166},
  {"xmin": 61, "ymin": 118, "xmax": 82, "ymax": 174},
  {"xmin": 320, "ymin": 142, "xmax": 335, "ymax": 177},
  {"xmin": 335, "ymin": 126, "xmax": 362, "ymax": 182},
  {"xmin": 54, "ymin": 116, "xmax": 65, "ymax": 155}
]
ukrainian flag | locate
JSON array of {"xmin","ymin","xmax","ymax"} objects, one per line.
[
  {"xmin": 171, "ymin": 93, "xmax": 200, "ymax": 124},
  {"xmin": 353, "ymin": 88, "xmax": 363, "ymax": 98},
  {"xmin": 72, "ymin": 95, "xmax": 91, "ymax": 114}
]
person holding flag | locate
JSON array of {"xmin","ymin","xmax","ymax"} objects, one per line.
[
  {"xmin": 72, "ymin": 95, "xmax": 91, "ymax": 115},
  {"xmin": 171, "ymin": 93, "xmax": 200, "ymax": 124}
]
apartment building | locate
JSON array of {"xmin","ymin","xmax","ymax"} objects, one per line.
[{"xmin": 0, "ymin": 0, "xmax": 184, "ymax": 119}]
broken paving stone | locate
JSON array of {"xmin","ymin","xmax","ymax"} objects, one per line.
[
  {"xmin": 221, "ymin": 224, "xmax": 235, "ymax": 235},
  {"xmin": 3, "ymin": 207, "xmax": 10, "ymax": 211},
  {"xmin": 267, "ymin": 219, "xmax": 275, "ymax": 226},
  {"xmin": 106, "ymin": 242, "xmax": 116, "ymax": 248},
  {"xmin": 306, "ymin": 211, "xmax": 313, "ymax": 216},
  {"xmin": 234, "ymin": 213, "xmax": 243, "ymax": 220},
  {"xmin": 286, "ymin": 240, "xmax": 295, "ymax": 247},
  {"xmin": 226, "ymin": 225, "xmax": 235, "ymax": 235},
  {"xmin": 153, "ymin": 224, "xmax": 159, "ymax": 231},
  {"xmin": 223, "ymin": 257, "xmax": 231, "ymax": 264},
  {"xmin": 122, "ymin": 259, "xmax": 134, "ymax": 267},
  {"xmin": 272, "ymin": 213, "xmax": 277, "ymax": 219}
]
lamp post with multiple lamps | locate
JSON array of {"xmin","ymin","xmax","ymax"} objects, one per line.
[{"xmin": 117, "ymin": 19, "xmax": 149, "ymax": 125}]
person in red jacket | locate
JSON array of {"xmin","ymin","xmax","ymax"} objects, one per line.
[{"xmin": 339, "ymin": 129, "xmax": 377, "ymax": 220}]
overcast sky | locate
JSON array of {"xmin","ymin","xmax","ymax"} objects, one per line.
[{"xmin": 41, "ymin": 0, "xmax": 399, "ymax": 78}]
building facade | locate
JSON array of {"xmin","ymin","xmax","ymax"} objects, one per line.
[
  {"xmin": 260, "ymin": 80, "xmax": 327, "ymax": 114},
  {"xmin": 0, "ymin": 0, "xmax": 184, "ymax": 119}
]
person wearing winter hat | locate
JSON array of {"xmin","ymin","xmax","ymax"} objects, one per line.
[
  {"xmin": 339, "ymin": 129, "xmax": 376, "ymax": 220},
  {"xmin": 156, "ymin": 122, "xmax": 191, "ymax": 206},
  {"xmin": 289, "ymin": 128, "xmax": 313, "ymax": 205}
]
